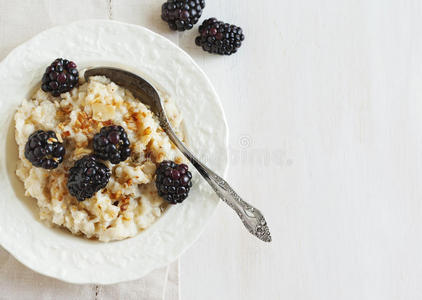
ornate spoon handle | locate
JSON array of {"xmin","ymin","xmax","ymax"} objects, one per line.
[{"xmin": 163, "ymin": 123, "xmax": 272, "ymax": 242}]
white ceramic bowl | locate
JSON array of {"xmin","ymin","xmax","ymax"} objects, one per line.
[{"xmin": 0, "ymin": 20, "xmax": 228, "ymax": 284}]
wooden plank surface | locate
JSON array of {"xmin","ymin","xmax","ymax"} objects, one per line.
[{"xmin": 2, "ymin": 1, "xmax": 422, "ymax": 299}]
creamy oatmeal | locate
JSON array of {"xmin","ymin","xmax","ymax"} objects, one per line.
[{"xmin": 15, "ymin": 76, "xmax": 185, "ymax": 242}]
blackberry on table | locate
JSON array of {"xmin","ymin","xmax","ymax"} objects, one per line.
[
  {"xmin": 93, "ymin": 125, "xmax": 131, "ymax": 164},
  {"xmin": 67, "ymin": 155, "xmax": 111, "ymax": 202},
  {"xmin": 195, "ymin": 18, "xmax": 245, "ymax": 55},
  {"xmin": 155, "ymin": 160, "xmax": 192, "ymax": 204},
  {"xmin": 41, "ymin": 58, "xmax": 79, "ymax": 97},
  {"xmin": 24, "ymin": 130, "xmax": 65, "ymax": 169},
  {"xmin": 161, "ymin": 0, "xmax": 205, "ymax": 31}
]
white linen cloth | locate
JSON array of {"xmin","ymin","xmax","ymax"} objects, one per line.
[
  {"xmin": 0, "ymin": 1, "xmax": 180, "ymax": 299},
  {"xmin": 0, "ymin": 247, "xmax": 179, "ymax": 300}
]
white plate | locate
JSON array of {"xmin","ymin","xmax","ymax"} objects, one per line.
[{"xmin": 0, "ymin": 20, "xmax": 228, "ymax": 284}]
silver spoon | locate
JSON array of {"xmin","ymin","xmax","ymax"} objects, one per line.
[{"xmin": 85, "ymin": 67, "xmax": 272, "ymax": 242}]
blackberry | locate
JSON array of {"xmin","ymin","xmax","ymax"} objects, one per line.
[
  {"xmin": 41, "ymin": 58, "xmax": 79, "ymax": 97},
  {"xmin": 67, "ymin": 155, "xmax": 111, "ymax": 202},
  {"xmin": 155, "ymin": 160, "xmax": 192, "ymax": 204},
  {"xmin": 195, "ymin": 18, "xmax": 245, "ymax": 55},
  {"xmin": 161, "ymin": 0, "xmax": 205, "ymax": 31},
  {"xmin": 93, "ymin": 125, "xmax": 131, "ymax": 164},
  {"xmin": 24, "ymin": 130, "xmax": 65, "ymax": 169}
]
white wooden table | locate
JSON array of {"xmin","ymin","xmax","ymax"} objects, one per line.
[{"xmin": 1, "ymin": 1, "xmax": 422, "ymax": 299}]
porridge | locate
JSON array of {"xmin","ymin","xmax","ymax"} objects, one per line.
[{"xmin": 15, "ymin": 75, "xmax": 187, "ymax": 242}]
